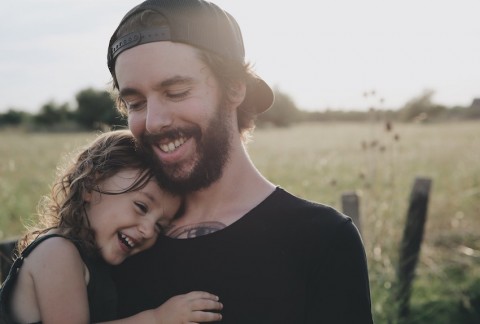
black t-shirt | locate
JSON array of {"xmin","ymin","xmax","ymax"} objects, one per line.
[{"xmin": 113, "ymin": 187, "xmax": 373, "ymax": 323}]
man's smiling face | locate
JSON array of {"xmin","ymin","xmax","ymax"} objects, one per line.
[{"xmin": 115, "ymin": 41, "xmax": 234, "ymax": 192}]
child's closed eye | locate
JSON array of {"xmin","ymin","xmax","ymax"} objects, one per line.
[{"xmin": 134, "ymin": 202, "xmax": 148, "ymax": 214}]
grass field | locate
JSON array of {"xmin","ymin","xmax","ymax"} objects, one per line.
[{"xmin": 1, "ymin": 121, "xmax": 479, "ymax": 323}]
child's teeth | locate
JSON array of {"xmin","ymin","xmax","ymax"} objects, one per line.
[{"xmin": 121, "ymin": 233, "xmax": 135, "ymax": 248}]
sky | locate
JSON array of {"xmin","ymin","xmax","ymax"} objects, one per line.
[{"xmin": 1, "ymin": 0, "xmax": 479, "ymax": 113}]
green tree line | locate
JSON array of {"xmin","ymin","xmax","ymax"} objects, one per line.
[
  {"xmin": 300, "ymin": 90, "xmax": 480, "ymax": 124},
  {"xmin": 0, "ymin": 88, "xmax": 126, "ymax": 132},
  {"xmin": 1, "ymin": 88, "xmax": 479, "ymax": 131}
]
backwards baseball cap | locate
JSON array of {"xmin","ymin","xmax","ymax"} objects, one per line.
[{"xmin": 107, "ymin": 0, "xmax": 274, "ymax": 114}]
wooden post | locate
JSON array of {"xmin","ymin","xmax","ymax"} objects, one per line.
[
  {"xmin": 0, "ymin": 238, "xmax": 18, "ymax": 283},
  {"xmin": 396, "ymin": 177, "xmax": 432, "ymax": 322},
  {"xmin": 342, "ymin": 191, "xmax": 361, "ymax": 234}
]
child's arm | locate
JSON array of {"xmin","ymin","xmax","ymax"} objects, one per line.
[
  {"xmin": 101, "ymin": 291, "xmax": 223, "ymax": 324},
  {"xmin": 23, "ymin": 237, "xmax": 90, "ymax": 323},
  {"xmin": 17, "ymin": 236, "xmax": 221, "ymax": 324}
]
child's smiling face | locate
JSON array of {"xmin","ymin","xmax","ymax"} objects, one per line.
[{"xmin": 84, "ymin": 168, "xmax": 181, "ymax": 265}]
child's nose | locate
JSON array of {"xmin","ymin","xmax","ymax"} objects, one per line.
[{"xmin": 138, "ymin": 218, "xmax": 156, "ymax": 239}]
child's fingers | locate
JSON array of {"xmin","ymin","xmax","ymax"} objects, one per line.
[
  {"xmin": 183, "ymin": 291, "xmax": 223, "ymax": 310},
  {"xmin": 184, "ymin": 291, "xmax": 220, "ymax": 301},
  {"xmin": 190, "ymin": 298, "xmax": 223, "ymax": 311},
  {"xmin": 189, "ymin": 310, "xmax": 223, "ymax": 322}
]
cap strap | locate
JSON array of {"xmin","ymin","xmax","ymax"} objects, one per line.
[{"xmin": 110, "ymin": 26, "xmax": 171, "ymax": 63}]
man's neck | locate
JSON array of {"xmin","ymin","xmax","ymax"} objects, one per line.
[{"xmin": 166, "ymin": 142, "xmax": 275, "ymax": 238}]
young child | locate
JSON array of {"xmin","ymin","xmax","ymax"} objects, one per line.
[{"xmin": 0, "ymin": 130, "xmax": 222, "ymax": 324}]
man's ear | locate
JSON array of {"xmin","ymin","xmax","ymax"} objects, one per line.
[{"xmin": 228, "ymin": 81, "xmax": 247, "ymax": 107}]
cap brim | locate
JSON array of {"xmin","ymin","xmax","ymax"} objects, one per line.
[{"xmin": 241, "ymin": 77, "xmax": 274, "ymax": 114}]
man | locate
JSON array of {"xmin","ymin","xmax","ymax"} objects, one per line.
[{"xmin": 108, "ymin": 1, "xmax": 374, "ymax": 323}]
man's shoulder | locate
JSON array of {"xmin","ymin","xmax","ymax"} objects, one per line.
[
  {"xmin": 261, "ymin": 187, "xmax": 351, "ymax": 229},
  {"xmin": 257, "ymin": 187, "xmax": 359, "ymax": 257}
]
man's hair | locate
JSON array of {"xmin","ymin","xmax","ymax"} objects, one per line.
[
  {"xmin": 111, "ymin": 10, "xmax": 259, "ymax": 136},
  {"xmin": 17, "ymin": 130, "xmax": 157, "ymax": 256}
]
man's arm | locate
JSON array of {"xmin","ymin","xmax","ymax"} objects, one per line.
[{"xmin": 307, "ymin": 219, "xmax": 374, "ymax": 324}]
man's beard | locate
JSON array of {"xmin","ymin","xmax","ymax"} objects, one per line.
[{"xmin": 141, "ymin": 102, "xmax": 233, "ymax": 194}]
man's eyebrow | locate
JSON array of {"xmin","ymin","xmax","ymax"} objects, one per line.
[
  {"xmin": 157, "ymin": 75, "xmax": 195, "ymax": 89},
  {"xmin": 119, "ymin": 76, "xmax": 195, "ymax": 98},
  {"xmin": 119, "ymin": 87, "xmax": 141, "ymax": 99}
]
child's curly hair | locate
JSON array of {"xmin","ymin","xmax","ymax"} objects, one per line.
[{"xmin": 17, "ymin": 130, "xmax": 157, "ymax": 257}]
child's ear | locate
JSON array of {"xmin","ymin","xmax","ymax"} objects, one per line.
[{"xmin": 83, "ymin": 191, "xmax": 92, "ymax": 202}]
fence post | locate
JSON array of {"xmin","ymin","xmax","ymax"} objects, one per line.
[
  {"xmin": 0, "ymin": 238, "xmax": 18, "ymax": 283},
  {"xmin": 396, "ymin": 176, "xmax": 432, "ymax": 322},
  {"xmin": 341, "ymin": 191, "xmax": 361, "ymax": 234}
]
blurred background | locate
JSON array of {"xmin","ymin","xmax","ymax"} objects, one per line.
[{"xmin": 0, "ymin": 1, "xmax": 479, "ymax": 323}]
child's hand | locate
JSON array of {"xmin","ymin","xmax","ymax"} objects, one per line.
[{"xmin": 153, "ymin": 291, "xmax": 223, "ymax": 323}]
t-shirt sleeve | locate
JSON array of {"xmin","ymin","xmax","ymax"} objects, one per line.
[{"xmin": 306, "ymin": 218, "xmax": 374, "ymax": 324}]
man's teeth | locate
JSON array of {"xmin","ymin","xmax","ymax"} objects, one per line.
[
  {"xmin": 160, "ymin": 137, "xmax": 186, "ymax": 153},
  {"xmin": 120, "ymin": 233, "xmax": 135, "ymax": 249}
]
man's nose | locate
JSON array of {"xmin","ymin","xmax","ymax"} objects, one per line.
[{"xmin": 145, "ymin": 99, "xmax": 173, "ymax": 133}]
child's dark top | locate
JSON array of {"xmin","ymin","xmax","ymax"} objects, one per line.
[{"xmin": 0, "ymin": 234, "xmax": 117, "ymax": 324}]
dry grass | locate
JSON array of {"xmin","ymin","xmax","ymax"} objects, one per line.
[
  {"xmin": 1, "ymin": 121, "xmax": 479, "ymax": 322},
  {"xmin": 248, "ymin": 121, "xmax": 480, "ymax": 322},
  {"xmin": 0, "ymin": 131, "xmax": 97, "ymax": 238}
]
